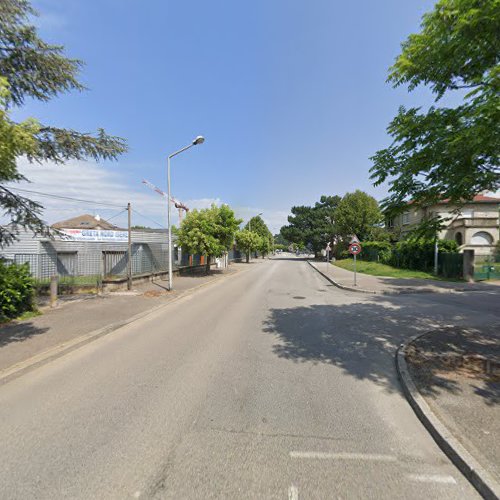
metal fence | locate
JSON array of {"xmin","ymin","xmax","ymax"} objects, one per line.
[
  {"xmin": 11, "ymin": 244, "xmax": 216, "ymax": 286},
  {"xmin": 474, "ymin": 255, "xmax": 500, "ymax": 281}
]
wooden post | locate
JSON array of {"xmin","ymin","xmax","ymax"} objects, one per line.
[
  {"xmin": 127, "ymin": 202, "xmax": 132, "ymax": 290},
  {"xmin": 463, "ymin": 249, "xmax": 475, "ymax": 282},
  {"xmin": 50, "ymin": 275, "xmax": 58, "ymax": 308}
]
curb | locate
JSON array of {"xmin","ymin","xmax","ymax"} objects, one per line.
[
  {"xmin": 307, "ymin": 260, "xmax": 482, "ymax": 296},
  {"xmin": 307, "ymin": 260, "xmax": 377, "ymax": 294},
  {"xmin": 396, "ymin": 332, "xmax": 500, "ymax": 500},
  {"xmin": 0, "ymin": 269, "xmax": 240, "ymax": 386}
]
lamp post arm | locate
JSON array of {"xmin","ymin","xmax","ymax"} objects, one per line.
[{"xmin": 168, "ymin": 143, "xmax": 194, "ymax": 160}]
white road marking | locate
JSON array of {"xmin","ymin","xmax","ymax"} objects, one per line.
[
  {"xmin": 288, "ymin": 485, "xmax": 299, "ymax": 500},
  {"xmin": 407, "ymin": 474, "xmax": 457, "ymax": 484},
  {"xmin": 289, "ymin": 451, "xmax": 397, "ymax": 461}
]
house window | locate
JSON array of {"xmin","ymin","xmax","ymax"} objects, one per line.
[
  {"xmin": 402, "ymin": 212, "xmax": 410, "ymax": 225},
  {"xmin": 387, "ymin": 218, "xmax": 394, "ymax": 228},
  {"xmin": 470, "ymin": 231, "xmax": 493, "ymax": 245},
  {"xmin": 455, "ymin": 232, "xmax": 463, "ymax": 246}
]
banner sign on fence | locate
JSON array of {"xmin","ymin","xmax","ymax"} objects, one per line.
[{"xmin": 58, "ymin": 229, "xmax": 129, "ymax": 242}]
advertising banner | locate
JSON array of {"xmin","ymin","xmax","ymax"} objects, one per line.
[{"xmin": 58, "ymin": 229, "xmax": 128, "ymax": 242}]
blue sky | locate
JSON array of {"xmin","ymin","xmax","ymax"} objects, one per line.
[{"xmin": 13, "ymin": 0, "xmax": 439, "ymax": 232}]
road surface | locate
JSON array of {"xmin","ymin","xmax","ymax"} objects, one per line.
[{"xmin": 1, "ymin": 257, "xmax": 497, "ymax": 499}]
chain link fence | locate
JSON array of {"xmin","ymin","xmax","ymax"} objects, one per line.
[{"xmin": 12, "ymin": 243, "xmax": 205, "ymax": 287}]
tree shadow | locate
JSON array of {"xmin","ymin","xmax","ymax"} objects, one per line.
[
  {"xmin": 0, "ymin": 322, "xmax": 50, "ymax": 348},
  {"xmin": 262, "ymin": 300, "xmax": 499, "ymax": 405},
  {"xmin": 406, "ymin": 327, "xmax": 500, "ymax": 405},
  {"xmin": 376, "ymin": 276, "xmax": 500, "ymax": 294},
  {"xmin": 263, "ymin": 302, "xmax": 438, "ymax": 394}
]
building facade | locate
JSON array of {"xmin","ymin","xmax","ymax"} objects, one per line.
[
  {"xmin": 388, "ymin": 195, "xmax": 499, "ymax": 257},
  {"xmin": 0, "ymin": 214, "xmax": 177, "ymax": 279}
]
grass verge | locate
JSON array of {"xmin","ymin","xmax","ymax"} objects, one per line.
[{"xmin": 332, "ymin": 259, "xmax": 461, "ymax": 281}]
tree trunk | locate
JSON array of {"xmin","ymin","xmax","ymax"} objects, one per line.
[
  {"xmin": 205, "ymin": 255, "xmax": 211, "ymax": 274},
  {"xmin": 246, "ymin": 252, "xmax": 249, "ymax": 263}
]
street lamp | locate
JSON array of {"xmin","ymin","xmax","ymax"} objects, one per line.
[
  {"xmin": 248, "ymin": 212, "xmax": 263, "ymax": 232},
  {"xmin": 167, "ymin": 136, "xmax": 205, "ymax": 290}
]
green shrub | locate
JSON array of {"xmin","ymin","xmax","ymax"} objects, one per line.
[
  {"xmin": 0, "ymin": 262, "xmax": 35, "ymax": 322},
  {"xmin": 359, "ymin": 241, "xmax": 392, "ymax": 262},
  {"xmin": 388, "ymin": 239, "xmax": 458, "ymax": 272}
]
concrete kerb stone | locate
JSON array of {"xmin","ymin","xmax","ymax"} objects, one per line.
[
  {"xmin": 0, "ymin": 267, "xmax": 246, "ymax": 386},
  {"xmin": 307, "ymin": 260, "xmax": 377, "ymax": 295},
  {"xmin": 396, "ymin": 332, "xmax": 500, "ymax": 500},
  {"xmin": 306, "ymin": 260, "xmax": 479, "ymax": 296}
]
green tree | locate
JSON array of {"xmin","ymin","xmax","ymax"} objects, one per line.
[
  {"xmin": 370, "ymin": 0, "xmax": 500, "ymax": 230},
  {"xmin": 245, "ymin": 215, "xmax": 273, "ymax": 257},
  {"xmin": 177, "ymin": 204, "xmax": 241, "ymax": 273},
  {"xmin": 235, "ymin": 230, "xmax": 261, "ymax": 263},
  {"xmin": 280, "ymin": 195, "xmax": 341, "ymax": 256},
  {"xmin": 0, "ymin": 0, "xmax": 126, "ymax": 246},
  {"xmin": 274, "ymin": 233, "xmax": 289, "ymax": 247},
  {"xmin": 335, "ymin": 190, "xmax": 382, "ymax": 242}
]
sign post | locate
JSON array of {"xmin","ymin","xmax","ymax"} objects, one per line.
[
  {"xmin": 325, "ymin": 243, "xmax": 331, "ymax": 273},
  {"xmin": 348, "ymin": 242, "xmax": 362, "ymax": 287}
]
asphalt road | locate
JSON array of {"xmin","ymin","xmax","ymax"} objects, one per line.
[{"xmin": 1, "ymin": 257, "xmax": 497, "ymax": 499}]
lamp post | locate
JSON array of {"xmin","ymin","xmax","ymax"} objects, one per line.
[{"xmin": 167, "ymin": 135, "xmax": 205, "ymax": 290}]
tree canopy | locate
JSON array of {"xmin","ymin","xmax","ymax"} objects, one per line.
[
  {"xmin": 177, "ymin": 204, "xmax": 242, "ymax": 271},
  {"xmin": 335, "ymin": 190, "xmax": 382, "ymax": 242},
  {"xmin": 245, "ymin": 215, "xmax": 273, "ymax": 256},
  {"xmin": 370, "ymin": 0, "xmax": 500, "ymax": 224},
  {"xmin": 235, "ymin": 230, "xmax": 261, "ymax": 263},
  {"xmin": 280, "ymin": 195, "xmax": 341, "ymax": 255},
  {"xmin": 0, "ymin": 0, "xmax": 127, "ymax": 246}
]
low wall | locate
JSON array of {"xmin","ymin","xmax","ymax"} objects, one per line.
[{"xmin": 102, "ymin": 263, "xmax": 216, "ymax": 292}]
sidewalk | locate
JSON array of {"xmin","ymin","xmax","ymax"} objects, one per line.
[
  {"xmin": 404, "ymin": 327, "xmax": 500, "ymax": 494},
  {"xmin": 309, "ymin": 260, "xmax": 500, "ymax": 295},
  {"xmin": 0, "ymin": 265, "xmax": 243, "ymax": 377}
]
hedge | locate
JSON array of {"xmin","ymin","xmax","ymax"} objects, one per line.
[
  {"xmin": 0, "ymin": 262, "xmax": 35, "ymax": 322},
  {"xmin": 358, "ymin": 241, "xmax": 392, "ymax": 262},
  {"xmin": 347, "ymin": 239, "xmax": 460, "ymax": 275},
  {"xmin": 389, "ymin": 239, "xmax": 458, "ymax": 272}
]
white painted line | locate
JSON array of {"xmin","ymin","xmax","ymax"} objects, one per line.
[
  {"xmin": 289, "ymin": 451, "xmax": 397, "ymax": 461},
  {"xmin": 288, "ymin": 485, "xmax": 299, "ymax": 500},
  {"xmin": 407, "ymin": 474, "xmax": 457, "ymax": 484}
]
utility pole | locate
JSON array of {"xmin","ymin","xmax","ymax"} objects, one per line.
[{"xmin": 127, "ymin": 202, "xmax": 132, "ymax": 290}]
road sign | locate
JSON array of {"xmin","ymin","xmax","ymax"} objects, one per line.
[
  {"xmin": 325, "ymin": 243, "xmax": 331, "ymax": 251},
  {"xmin": 350, "ymin": 235, "xmax": 360, "ymax": 244},
  {"xmin": 349, "ymin": 243, "xmax": 362, "ymax": 255}
]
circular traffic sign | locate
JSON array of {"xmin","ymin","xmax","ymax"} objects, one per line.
[{"xmin": 349, "ymin": 243, "xmax": 362, "ymax": 255}]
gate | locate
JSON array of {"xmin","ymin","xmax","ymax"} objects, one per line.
[
  {"xmin": 103, "ymin": 251, "xmax": 127, "ymax": 277},
  {"xmin": 474, "ymin": 256, "xmax": 500, "ymax": 281},
  {"xmin": 57, "ymin": 252, "xmax": 77, "ymax": 276}
]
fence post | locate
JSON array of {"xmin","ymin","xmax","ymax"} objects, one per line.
[
  {"xmin": 463, "ymin": 249, "xmax": 475, "ymax": 282},
  {"xmin": 50, "ymin": 275, "xmax": 58, "ymax": 308}
]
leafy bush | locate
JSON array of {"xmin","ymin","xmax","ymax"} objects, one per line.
[
  {"xmin": 359, "ymin": 241, "xmax": 392, "ymax": 262},
  {"xmin": 388, "ymin": 239, "xmax": 458, "ymax": 272},
  {"xmin": 0, "ymin": 262, "xmax": 35, "ymax": 322}
]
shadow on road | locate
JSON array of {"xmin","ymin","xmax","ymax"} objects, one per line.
[
  {"xmin": 0, "ymin": 322, "xmax": 50, "ymax": 348},
  {"xmin": 262, "ymin": 299, "xmax": 499, "ymax": 405}
]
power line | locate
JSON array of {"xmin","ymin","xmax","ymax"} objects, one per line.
[
  {"xmin": 105, "ymin": 208, "xmax": 128, "ymax": 223},
  {"xmin": 7, "ymin": 186, "xmax": 125, "ymax": 209},
  {"xmin": 131, "ymin": 208, "xmax": 166, "ymax": 229}
]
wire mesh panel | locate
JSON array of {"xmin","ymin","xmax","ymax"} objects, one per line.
[{"xmin": 103, "ymin": 251, "xmax": 127, "ymax": 277}]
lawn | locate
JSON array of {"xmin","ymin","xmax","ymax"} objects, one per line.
[{"xmin": 332, "ymin": 259, "xmax": 457, "ymax": 281}]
